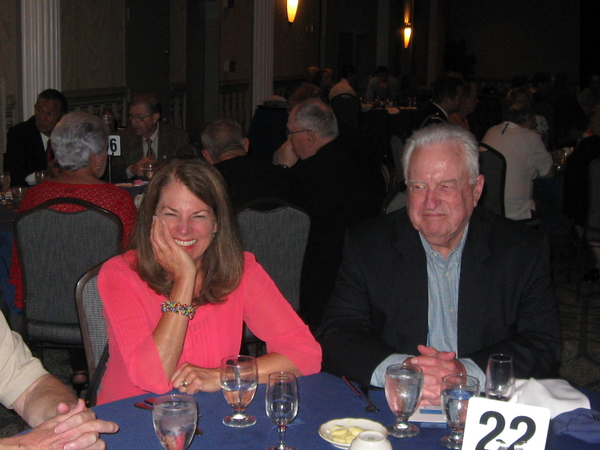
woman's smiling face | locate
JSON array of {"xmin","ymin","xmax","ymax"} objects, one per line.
[{"xmin": 155, "ymin": 181, "xmax": 218, "ymax": 266}]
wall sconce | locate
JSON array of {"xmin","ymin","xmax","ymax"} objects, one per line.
[
  {"xmin": 403, "ymin": 23, "xmax": 412, "ymax": 48},
  {"xmin": 287, "ymin": 0, "xmax": 299, "ymax": 23}
]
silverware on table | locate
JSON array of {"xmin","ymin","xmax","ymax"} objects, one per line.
[
  {"xmin": 134, "ymin": 399, "xmax": 203, "ymax": 435},
  {"xmin": 342, "ymin": 375, "xmax": 380, "ymax": 413}
]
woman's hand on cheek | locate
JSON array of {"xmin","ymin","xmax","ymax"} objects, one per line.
[{"xmin": 151, "ymin": 216, "xmax": 196, "ymax": 281}]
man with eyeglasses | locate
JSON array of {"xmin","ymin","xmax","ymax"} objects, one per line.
[
  {"xmin": 111, "ymin": 93, "xmax": 193, "ymax": 183},
  {"xmin": 276, "ymin": 98, "xmax": 385, "ymax": 327},
  {"xmin": 5, "ymin": 89, "xmax": 67, "ymax": 186}
]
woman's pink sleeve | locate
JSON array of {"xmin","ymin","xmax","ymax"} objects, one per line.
[
  {"xmin": 242, "ymin": 256, "xmax": 322, "ymax": 375},
  {"xmin": 99, "ymin": 257, "xmax": 171, "ymax": 393}
]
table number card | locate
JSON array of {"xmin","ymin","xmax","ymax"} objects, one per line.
[
  {"xmin": 108, "ymin": 135, "xmax": 121, "ymax": 157},
  {"xmin": 462, "ymin": 397, "xmax": 550, "ymax": 450}
]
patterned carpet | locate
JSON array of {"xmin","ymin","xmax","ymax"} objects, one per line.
[
  {"xmin": 1, "ymin": 225, "xmax": 599, "ymax": 438},
  {"xmin": 552, "ymin": 226, "xmax": 600, "ymax": 391}
]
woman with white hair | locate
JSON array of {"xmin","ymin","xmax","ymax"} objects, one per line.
[{"xmin": 9, "ymin": 112, "xmax": 137, "ymax": 392}]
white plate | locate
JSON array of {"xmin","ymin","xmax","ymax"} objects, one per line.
[{"xmin": 318, "ymin": 418, "xmax": 387, "ymax": 449}]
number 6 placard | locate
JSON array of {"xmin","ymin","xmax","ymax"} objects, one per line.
[
  {"xmin": 462, "ymin": 397, "xmax": 550, "ymax": 450},
  {"xmin": 108, "ymin": 135, "xmax": 121, "ymax": 157}
]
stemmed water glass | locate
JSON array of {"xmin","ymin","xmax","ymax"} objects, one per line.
[
  {"xmin": 440, "ymin": 374, "xmax": 480, "ymax": 449},
  {"xmin": 265, "ymin": 372, "xmax": 299, "ymax": 450},
  {"xmin": 485, "ymin": 354, "xmax": 515, "ymax": 401},
  {"xmin": 0, "ymin": 172, "xmax": 10, "ymax": 205},
  {"xmin": 143, "ymin": 161, "xmax": 156, "ymax": 179},
  {"xmin": 384, "ymin": 363, "xmax": 424, "ymax": 438},
  {"xmin": 220, "ymin": 355, "xmax": 258, "ymax": 427},
  {"xmin": 152, "ymin": 394, "xmax": 198, "ymax": 450}
]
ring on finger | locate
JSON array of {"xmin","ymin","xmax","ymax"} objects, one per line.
[{"xmin": 180, "ymin": 381, "xmax": 188, "ymax": 388}]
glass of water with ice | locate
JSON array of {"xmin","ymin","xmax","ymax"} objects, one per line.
[
  {"xmin": 440, "ymin": 374, "xmax": 480, "ymax": 449},
  {"xmin": 153, "ymin": 394, "xmax": 198, "ymax": 450}
]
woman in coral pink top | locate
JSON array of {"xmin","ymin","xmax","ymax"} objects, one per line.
[{"xmin": 97, "ymin": 158, "xmax": 321, "ymax": 404}]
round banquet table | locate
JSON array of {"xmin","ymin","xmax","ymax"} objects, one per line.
[{"xmin": 94, "ymin": 372, "xmax": 599, "ymax": 450}]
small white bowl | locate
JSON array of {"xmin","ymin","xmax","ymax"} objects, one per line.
[{"xmin": 348, "ymin": 431, "xmax": 392, "ymax": 450}]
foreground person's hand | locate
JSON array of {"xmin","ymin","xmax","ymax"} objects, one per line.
[
  {"xmin": 1, "ymin": 399, "xmax": 118, "ymax": 450},
  {"xmin": 171, "ymin": 362, "xmax": 220, "ymax": 394},
  {"xmin": 275, "ymin": 140, "xmax": 299, "ymax": 168},
  {"xmin": 410, "ymin": 345, "xmax": 466, "ymax": 406},
  {"xmin": 131, "ymin": 157, "xmax": 154, "ymax": 177}
]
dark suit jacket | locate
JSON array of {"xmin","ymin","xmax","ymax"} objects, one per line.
[
  {"xmin": 5, "ymin": 116, "xmax": 47, "ymax": 186},
  {"xmin": 109, "ymin": 122, "xmax": 193, "ymax": 183},
  {"xmin": 215, "ymin": 155, "xmax": 291, "ymax": 210},
  {"xmin": 288, "ymin": 139, "xmax": 385, "ymax": 326},
  {"xmin": 317, "ymin": 207, "xmax": 561, "ymax": 386}
]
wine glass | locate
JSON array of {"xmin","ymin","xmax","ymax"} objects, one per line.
[
  {"xmin": 485, "ymin": 354, "xmax": 515, "ymax": 401},
  {"xmin": 384, "ymin": 363, "xmax": 424, "ymax": 438},
  {"xmin": 143, "ymin": 161, "xmax": 155, "ymax": 179},
  {"xmin": 152, "ymin": 394, "xmax": 198, "ymax": 450},
  {"xmin": 440, "ymin": 374, "xmax": 480, "ymax": 449},
  {"xmin": 11, "ymin": 187, "xmax": 27, "ymax": 208},
  {"xmin": 220, "ymin": 355, "xmax": 258, "ymax": 427},
  {"xmin": 265, "ymin": 372, "xmax": 299, "ymax": 450},
  {"xmin": 35, "ymin": 170, "xmax": 47, "ymax": 185},
  {"xmin": 0, "ymin": 172, "xmax": 10, "ymax": 205},
  {"xmin": 1, "ymin": 172, "xmax": 10, "ymax": 192}
]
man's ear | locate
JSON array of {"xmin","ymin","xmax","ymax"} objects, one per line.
[
  {"xmin": 473, "ymin": 174, "xmax": 485, "ymax": 205},
  {"xmin": 243, "ymin": 137, "xmax": 250, "ymax": 154},
  {"xmin": 201, "ymin": 149, "xmax": 214, "ymax": 164}
]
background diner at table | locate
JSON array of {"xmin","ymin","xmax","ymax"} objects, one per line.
[{"xmin": 8, "ymin": 112, "xmax": 137, "ymax": 395}]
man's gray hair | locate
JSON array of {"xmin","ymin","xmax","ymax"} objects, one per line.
[
  {"xmin": 505, "ymin": 103, "xmax": 535, "ymax": 126},
  {"xmin": 402, "ymin": 123, "xmax": 480, "ymax": 184},
  {"xmin": 291, "ymin": 98, "xmax": 339, "ymax": 139},
  {"xmin": 51, "ymin": 112, "xmax": 108, "ymax": 171},
  {"xmin": 201, "ymin": 118, "xmax": 246, "ymax": 162}
]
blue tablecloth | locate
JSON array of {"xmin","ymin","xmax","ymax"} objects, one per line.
[{"xmin": 94, "ymin": 372, "xmax": 599, "ymax": 450}]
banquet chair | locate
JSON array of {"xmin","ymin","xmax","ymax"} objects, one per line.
[
  {"xmin": 576, "ymin": 158, "xmax": 600, "ymax": 301},
  {"xmin": 75, "ymin": 263, "xmax": 108, "ymax": 406},
  {"xmin": 330, "ymin": 94, "xmax": 361, "ymax": 130},
  {"xmin": 478, "ymin": 143, "xmax": 506, "ymax": 217},
  {"xmin": 236, "ymin": 198, "xmax": 310, "ymax": 349},
  {"xmin": 15, "ymin": 198, "xmax": 122, "ymax": 362},
  {"xmin": 381, "ymin": 182, "xmax": 407, "ymax": 215}
]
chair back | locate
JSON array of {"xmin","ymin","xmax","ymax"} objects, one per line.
[
  {"xmin": 478, "ymin": 143, "xmax": 507, "ymax": 217},
  {"xmin": 15, "ymin": 197, "xmax": 122, "ymax": 346},
  {"xmin": 586, "ymin": 158, "xmax": 600, "ymax": 240},
  {"xmin": 237, "ymin": 198, "xmax": 310, "ymax": 312},
  {"xmin": 75, "ymin": 263, "xmax": 108, "ymax": 406},
  {"xmin": 75, "ymin": 263, "xmax": 106, "ymax": 381},
  {"xmin": 330, "ymin": 94, "xmax": 361, "ymax": 130},
  {"xmin": 381, "ymin": 183, "xmax": 407, "ymax": 215}
]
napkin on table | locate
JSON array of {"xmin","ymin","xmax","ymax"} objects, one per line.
[{"xmin": 509, "ymin": 378, "xmax": 590, "ymax": 419}]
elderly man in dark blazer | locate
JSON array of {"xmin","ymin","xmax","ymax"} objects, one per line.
[
  {"xmin": 317, "ymin": 123, "xmax": 560, "ymax": 406},
  {"xmin": 110, "ymin": 93, "xmax": 193, "ymax": 183}
]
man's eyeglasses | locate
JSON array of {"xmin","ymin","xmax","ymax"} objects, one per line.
[
  {"xmin": 286, "ymin": 129, "xmax": 313, "ymax": 136},
  {"xmin": 128, "ymin": 113, "xmax": 154, "ymax": 122}
]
